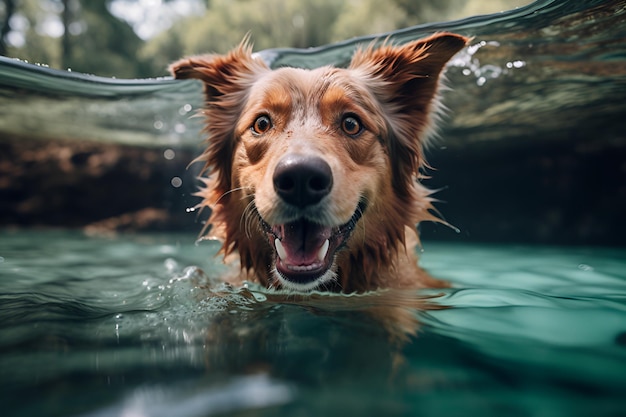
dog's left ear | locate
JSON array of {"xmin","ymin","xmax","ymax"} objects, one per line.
[
  {"xmin": 350, "ymin": 32, "xmax": 468, "ymax": 124},
  {"xmin": 349, "ymin": 32, "xmax": 468, "ymax": 185}
]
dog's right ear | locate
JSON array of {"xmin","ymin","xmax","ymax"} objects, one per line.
[
  {"xmin": 168, "ymin": 39, "xmax": 269, "ymax": 102},
  {"xmin": 169, "ymin": 40, "xmax": 269, "ymax": 207}
]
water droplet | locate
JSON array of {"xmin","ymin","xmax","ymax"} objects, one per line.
[
  {"xmin": 171, "ymin": 177, "xmax": 183, "ymax": 188},
  {"xmin": 186, "ymin": 207, "xmax": 197, "ymax": 213},
  {"xmin": 164, "ymin": 258, "xmax": 178, "ymax": 273},
  {"xmin": 174, "ymin": 123, "xmax": 186, "ymax": 134},
  {"xmin": 179, "ymin": 104, "xmax": 193, "ymax": 115},
  {"xmin": 163, "ymin": 149, "xmax": 175, "ymax": 160},
  {"xmin": 506, "ymin": 60, "xmax": 526, "ymax": 69},
  {"xmin": 578, "ymin": 263, "xmax": 594, "ymax": 271},
  {"xmin": 154, "ymin": 120, "xmax": 164, "ymax": 130}
]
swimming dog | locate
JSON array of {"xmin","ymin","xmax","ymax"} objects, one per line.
[{"xmin": 170, "ymin": 33, "xmax": 468, "ymax": 293}]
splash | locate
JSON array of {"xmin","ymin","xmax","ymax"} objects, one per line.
[{"xmin": 450, "ymin": 39, "xmax": 527, "ymax": 86}]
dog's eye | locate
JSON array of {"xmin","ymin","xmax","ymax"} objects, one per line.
[
  {"xmin": 252, "ymin": 115, "xmax": 272, "ymax": 135},
  {"xmin": 341, "ymin": 115, "xmax": 362, "ymax": 136}
]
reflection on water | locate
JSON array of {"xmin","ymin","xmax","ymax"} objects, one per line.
[
  {"xmin": 82, "ymin": 375, "xmax": 294, "ymax": 417},
  {"xmin": 0, "ymin": 230, "xmax": 624, "ymax": 417}
]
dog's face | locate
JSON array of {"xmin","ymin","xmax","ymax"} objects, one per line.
[
  {"xmin": 234, "ymin": 66, "xmax": 388, "ymax": 290},
  {"xmin": 170, "ymin": 33, "xmax": 468, "ymax": 291}
]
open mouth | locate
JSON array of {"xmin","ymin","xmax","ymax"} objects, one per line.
[{"xmin": 259, "ymin": 201, "xmax": 366, "ymax": 289}]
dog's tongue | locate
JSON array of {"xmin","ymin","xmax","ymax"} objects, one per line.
[{"xmin": 274, "ymin": 219, "xmax": 331, "ymax": 266}]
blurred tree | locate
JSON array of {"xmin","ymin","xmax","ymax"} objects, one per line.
[
  {"xmin": 2, "ymin": 0, "xmax": 530, "ymax": 78},
  {"xmin": 3, "ymin": 0, "xmax": 143, "ymax": 77},
  {"xmin": 6, "ymin": 0, "xmax": 62, "ymax": 67},
  {"xmin": 140, "ymin": 0, "xmax": 342, "ymax": 76},
  {"xmin": 138, "ymin": 0, "xmax": 467, "ymax": 76},
  {"xmin": 65, "ymin": 0, "xmax": 144, "ymax": 77},
  {"xmin": 0, "ymin": 0, "xmax": 16, "ymax": 56},
  {"xmin": 60, "ymin": 0, "xmax": 71, "ymax": 68},
  {"xmin": 330, "ymin": 0, "xmax": 412, "ymax": 42}
]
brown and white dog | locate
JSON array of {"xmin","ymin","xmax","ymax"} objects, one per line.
[{"xmin": 170, "ymin": 33, "xmax": 468, "ymax": 293}]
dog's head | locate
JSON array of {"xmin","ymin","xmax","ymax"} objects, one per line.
[{"xmin": 170, "ymin": 33, "xmax": 468, "ymax": 291}]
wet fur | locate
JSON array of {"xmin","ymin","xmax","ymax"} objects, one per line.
[{"xmin": 170, "ymin": 33, "xmax": 468, "ymax": 293}]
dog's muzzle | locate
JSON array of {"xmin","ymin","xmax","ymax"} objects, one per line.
[{"xmin": 258, "ymin": 154, "xmax": 365, "ymax": 290}]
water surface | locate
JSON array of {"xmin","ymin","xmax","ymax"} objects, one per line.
[{"xmin": 1, "ymin": 230, "xmax": 624, "ymax": 417}]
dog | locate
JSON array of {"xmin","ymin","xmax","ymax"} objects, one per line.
[{"xmin": 170, "ymin": 32, "xmax": 468, "ymax": 293}]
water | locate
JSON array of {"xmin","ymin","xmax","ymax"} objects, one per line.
[
  {"xmin": 0, "ymin": 230, "xmax": 624, "ymax": 417},
  {"xmin": 1, "ymin": 0, "xmax": 626, "ymax": 415}
]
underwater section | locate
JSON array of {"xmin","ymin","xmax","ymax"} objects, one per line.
[{"xmin": 0, "ymin": 0, "xmax": 625, "ymax": 244}]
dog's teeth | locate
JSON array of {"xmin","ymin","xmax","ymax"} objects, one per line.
[
  {"xmin": 317, "ymin": 239, "xmax": 329, "ymax": 262},
  {"xmin": 275, "ymin": 238, "xmax": 287, "ymax": 261}
]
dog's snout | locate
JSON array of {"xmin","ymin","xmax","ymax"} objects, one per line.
[{"xmin": 273, "ymin": 155, "xmax": 333, "ymax": 207}]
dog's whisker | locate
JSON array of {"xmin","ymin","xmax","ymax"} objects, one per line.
[
  {"xmin": 214, "ymin": 186, "xmax": 253, "ymax": 206},
  {"xmin": 235, "ymin": 190, "xmax": 259, "ymax": 239},
  {"xmin": 356, "ymin": 195, "xmax": 370, "ymax": 246},
  {"xmin": 241, "ymin": 199, "xmax": 259, "ymax": 240},
  {"xmin": 240, "ymin": 200, "xmax": 253, "ymax": 239}
]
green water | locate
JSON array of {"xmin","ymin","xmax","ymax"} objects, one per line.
[
  {"xmin": 1, "ymin": 0, "xmax": 625, "ymax": 415},
  {"xmin": 1, "ymin": 230, "xmax": 624, "ymax": 417}
]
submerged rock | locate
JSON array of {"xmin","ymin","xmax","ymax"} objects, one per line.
[{"xmin": 0, "ymin": 138, "xmax": 200, "ymax": 233}]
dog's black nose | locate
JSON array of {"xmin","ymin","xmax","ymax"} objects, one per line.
[{"xmin": 273, "ymin": 155, "xmax": 333, "ymax": 207}]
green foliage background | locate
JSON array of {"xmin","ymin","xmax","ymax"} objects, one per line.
[{"xmin": 0, "ymin": 0, "xmax": 528, "ymax": 78}]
